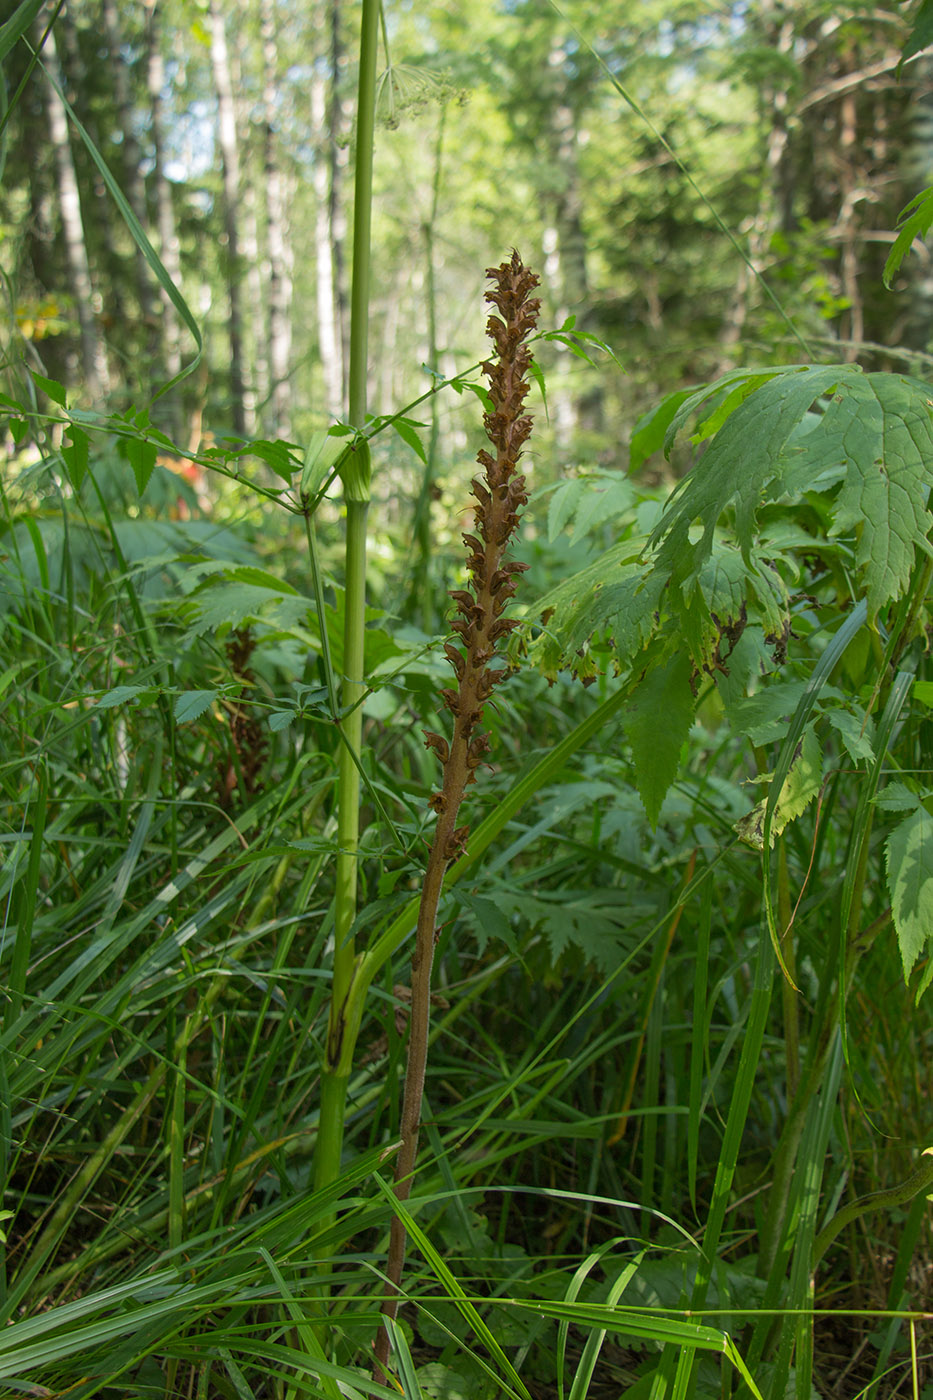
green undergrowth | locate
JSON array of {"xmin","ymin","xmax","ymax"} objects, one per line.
[{"xmin": 2, "ymin": 365, "xmax": 933, "ymax": 1398}]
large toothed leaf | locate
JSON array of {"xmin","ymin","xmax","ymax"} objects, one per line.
[
  {"xmin": 886, "ymin": 806, "xmax": 933, "ymax": 987},
  {"xmin": 622, "ymin": 649, "xmax": 696, "ymax": 828},
  {"xmin": 650, "ymin": 364, "xmax": 846, "ymax": 591},
  {"xmin": 521, "ymin": 542, "xmax": 662, "ymax": 682},
  {"xmin": 808, "ymin": 374, "xmax": 933, "ymax": 616}
]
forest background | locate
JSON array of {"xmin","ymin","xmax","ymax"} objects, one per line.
[{"xmin": 3, "ymin": 0, "xmax": 933, "ymax": 1398}]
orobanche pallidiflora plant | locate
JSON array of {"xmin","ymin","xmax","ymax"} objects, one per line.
[{"xmin": 375, "ymin": 251, "xmax": 539, "ymax": 1375}]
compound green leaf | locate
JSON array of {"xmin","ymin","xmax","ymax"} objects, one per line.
[{"xmin": 886, "ymin": 806, "xmax": 933, "ymax": 983}]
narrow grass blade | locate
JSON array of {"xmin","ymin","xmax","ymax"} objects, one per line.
[
  {"xmin": 257, "ymin": 1248, "xmax": 343, "ymax": 1400},
  {"xmin": 762, "ymin": 599, "xmax": 868, "ymax": 980},
  {"xmin": 688, "ymin": 875, "xmax": 713, "ymax": 1213},
  {"xmin": 382, "ymin": 1316, "xmax": 422, "ymax": 1400},
  {"xmin": 5, "ymin": 762, "xmax": 46, "ymax": 1026},
  {"xmin": 371, "ymin": 1171, "xmax": 533, "ymax": 1400},
  {"xmin": 566, "ymin": 1246, "xmax": 645, "ymax": 1400}
]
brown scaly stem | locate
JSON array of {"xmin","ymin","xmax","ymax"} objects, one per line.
[{"xmin": 374, "ymin": 252, "xmax": 539, "ymax": 1381}]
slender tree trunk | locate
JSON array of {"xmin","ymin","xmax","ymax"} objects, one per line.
[
  {"xmin": 837, "ymin": 82, "xmax": 863, "ymax": 360},
  {"xmin": 311, "ymin": 0, "xmax": 345, "ymax": 421},
  {"xmin": 717, "ymin": 3, "xmax": 794, "ymax": 375},
  {"xmin": 261, "ymin": 0, "xmax": 293, "ymax": 438},
  {"xmin": 407, "ymin": 104, "xmax": 446, "ymax": 629},
  {"xmin": 543, "ymin": 34, "xmax": 595, "ymax": 446},
  {"xmin": 329, "ymin": 0, "xmax": 350, "ymax": 402},
  {"xmin": 145, "ymin": 0, "xmax": 184, "ymax": 437},
  {"xmin": 229, "ymin": 8, "xmax": 261, "ymax": 435},
  {"xmin": 101, "ymin": 0, "xmax": 155, "ymax": 339},
  {"xmin": 903, "ymin": 54, "xmax": 933, "ymax": 352},
  {"xmin": 312, "ymin": 66, "xmax": 343, "ymax": 421},
  {"xmin": 209, "ymin": 0, "xmax": 247, "ymax": 437},
  {"xmin": 41, "ymin": 21, "xmax": 110, "ymax": 401}
]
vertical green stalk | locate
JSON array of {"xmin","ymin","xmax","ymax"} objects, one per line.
[{"xmin": 313, "ymin": 0, "xmax": 379, "ymax": 1201}]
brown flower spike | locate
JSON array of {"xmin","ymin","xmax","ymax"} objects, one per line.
[
  {"xmin": 375, "ymin": 253, "xmax": 539, "ymax": 1379},
  {"xmin": 422, "ymin": 249, "xmax": 540, "ymax": 854}
]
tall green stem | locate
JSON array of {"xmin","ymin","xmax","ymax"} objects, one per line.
[{"xmin": 314, "ymin": 0, "xmax": 379, "ymax": 1200}]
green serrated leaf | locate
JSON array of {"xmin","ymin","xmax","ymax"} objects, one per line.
[
  {"xmin": 523, "ymin": 543, "xmax": 660, "ymax": 682},
  {"xmin": 268, "ymin": 709, "xmax": 296, "ymax": 732},
  {"xmin": 96, "ymin": 685, "xmax": 150, "ymax": 709},
  {"xmin": 902, "ymin": 0, "xmax": 933, "ymax": 63},
  {"xmin": 884, "ymin": 186, "xmax": 933, "ymax": 286},
  {"xmin": 569, "ymin": 477, "xmax": 635, "ymax": 546},
  {"xmin": 873, "ymin": 782, "xmax": 922, "ymax": 814},
  {"xmin": 629, "ymin": 388, "xmax": 694, "ymax": 472},
  {"xmin": 736, "ymin": 726, "xmax": 822, "ymax": 850},
  {"xmin": 825, "ymin": 708, "xmax": 874, "ymax": 762},
  {"xmin": 31, "ymin": 372, "xmax": 67, "ymax": 407},
  {"xmin": 886, "ymin": 806, "xmax": 933, "ymax": 981},
  {"xmin": 456, "ymin": 890, "xmax": 518, "ymax": 957},
  {"xmin": 651, "ymin": 365, "xmax": 846, "ymax": 592},
  {"xmin": 815, "ymin": 374, "xmax": 933, "ymax": 615},
  {"xmin": 391, "ymin": 416, "xmax": 428, "ymax": 463},
  {"xmin": 724, "ymin": 680, "xmax": 809, "ymax": 747},
  {"xmin": 174, "ymin": 689, "xmax": 220, "ymax": 723},
  {"xmin": 547, "ymin": 479, "xmax": 584, "ymax": 542},
  {"xmin": 62, "ymin": 425, "xmax": 89, "ymax": 490},
  {"xmin": 622, "ymin": 650, "xmax": 696, "ymax": 828},
  {"xmin": 240, "ymin": 438, "xmax": 298, "ymax": 482},
  {"xmin": 125, "ymin": 435, "xmax": 158, "ymax": 496},
  {"xmin": 184, "ymin": 582, "xmax": 313, "ymax": 639}
]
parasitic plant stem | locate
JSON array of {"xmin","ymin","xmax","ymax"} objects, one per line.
[{"xmin": 374, "ymin": 252, "xmax": 540, "ymax": 1380}]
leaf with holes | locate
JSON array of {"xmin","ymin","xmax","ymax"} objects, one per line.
[{"xmin": 736, "ymin": 726, "xmax": 822, "ymax": 850}]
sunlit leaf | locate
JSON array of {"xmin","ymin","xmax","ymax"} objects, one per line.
[{"xmin": 736, "ymin": 726, "xmax": 822, "ymax": 850}]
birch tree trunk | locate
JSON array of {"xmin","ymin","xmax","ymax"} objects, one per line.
[
  {"xmin": 209, "ymin": 0, "xmax": 247, "ymax": 437},
  {"xmin": 542, "ymin": 34, "xmax": 596, "ymax": 447},
  {"xmin": 101, "ymin": 0, "xmax": 156, "ymax": 343},
  {"xmin": 311, "ymin": 0, "xmax": 345, "ymax": 421},
  {"xmin": 261, "ymin": 0, "xmax": 293, "ymax": 438},
  {"xmin": 41, "ymin": 20, "xmax": 110, "ymax": 401},
  {"xmin": 145, "ymin": 0, "xmax": 184, "ymax": 437}
]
